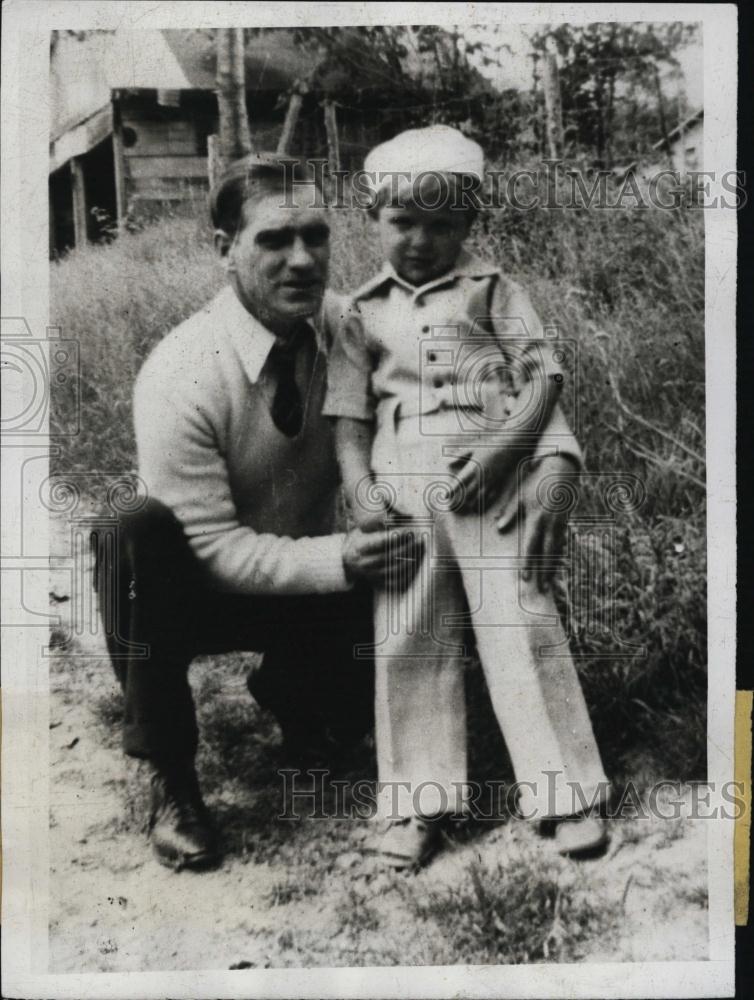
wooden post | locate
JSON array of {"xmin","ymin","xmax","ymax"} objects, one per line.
[
  {"xmin": 323, "ymin": 100, "xmax": 340, "ymax": 174},
  {"xmin": 70, "ymin": 157, "xmax": 88, "ymax": 247},
  {"xmin": 653, "ymin": 65, "xmax": 672, "ymax": 164},
  {"xmin": 277, "ymin": 86, "xmax": 306, "ymax": 155},
  {"xmin": 112, "ymin": 128, "xmax": 127, "ymax": 224},
  {"xmin": 207, "ymin": 134, "xmax": 224, "ymax": 189},
  {"xmin": 530, "ymin": 52, "xmax": 545, "ymax": 157},
  {"xmin": 542, "ymin": 54, "xmax": 564, "ymax": 160},
  {"xmin": 49, "ymin": 194, "xmax": 55, "ymax": 258},
  {"xmin": 216, "ymin": 27, "xmax": 252, "ymax": 163}
]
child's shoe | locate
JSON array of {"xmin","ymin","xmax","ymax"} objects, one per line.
[
  {"xmin": 551, "ymin": 815, "xmax": 608, "ymax": 858},
  {"xmin": 372, "ymin": 816, "xmax": 441, "ymax": 870}
]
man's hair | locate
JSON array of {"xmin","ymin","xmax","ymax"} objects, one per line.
[{"xmin": 209, "ymin": 153, "xmax": 321, "ymax": 237}]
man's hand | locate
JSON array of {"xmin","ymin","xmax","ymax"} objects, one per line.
[
  {"xmin": 342, "ymin": 523, "xmax": 424, "ymax": 590},
  {"xmin": 513, "ymin": 454, "xmax": 577, "ymax": 593}
]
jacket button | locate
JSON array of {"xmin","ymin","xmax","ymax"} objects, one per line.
[
  {"xmin": 422, "ymin": 325, "xmax": 430, "ymax": 334},
  {"xmin": 428, "ymin": 351, "xmax": 437, "ymax": 362},
  {"xmin": 433, "ymin": 376, "xmax": 444, "ymax": 389}
]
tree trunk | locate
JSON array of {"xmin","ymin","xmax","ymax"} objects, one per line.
[
  {"xmin": 605, "ymin": 71, "xmax": 616, "ymax": 170},
  {"xmin": 653, "ymin": 65, "xmax": 672, "ymax": 163},
  {"xmin": 323, "ymin": 100, "xmax": 340, "ymax": 174},
  {"xmin": 603, "ymin": 24, "xmax": 618, "ymax": 170},
  {"xmin": 593, "ymin": 77, "xmax": 606, "ymax": 167},
  {"xmin": 530, "ymin": 53, "xmax": 545, "ymax": 156},
  {"xmin": 542, "ymin": 54, "xmax": 564, "ymax": 159},
  {"xmin": 277, "ymin": 86, "xmax": 306, "ymax": 155},
  {"xmin": 215, "ymin": 27, "xmax": 252, "ymax": 167}
]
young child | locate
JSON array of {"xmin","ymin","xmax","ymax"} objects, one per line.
[{"xmin": 323, "ymin": 126, "xmax": 609, "ymax": 868}]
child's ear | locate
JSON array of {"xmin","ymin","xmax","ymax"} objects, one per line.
[{"xmin": 214, "ymin": 229, "xmax": 232, "ymax": 261}]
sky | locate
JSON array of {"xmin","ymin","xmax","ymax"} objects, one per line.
[{"xmin": 463, "ymin": 23, "xmax": 703, "ymax": 113}]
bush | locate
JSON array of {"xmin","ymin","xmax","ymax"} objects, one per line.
[{"xmin": 50, "ymin": 176, "xmax": 706, "ymax": 777}]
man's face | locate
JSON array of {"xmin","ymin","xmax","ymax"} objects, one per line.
[
  {"xmin": 222, "ymin": 188, "xmax": 330, "ymax": 336},
  {"xmin": 376, "ymin": 195, "xmax": 472, "ymax": 287}
]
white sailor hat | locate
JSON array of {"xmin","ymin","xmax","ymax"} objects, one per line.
[{"xmin": 363, "ymin": 125, "xmax": 484, "ymax": 198}]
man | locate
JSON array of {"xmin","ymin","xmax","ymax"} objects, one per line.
[{"xmin": 94, "ymin": 154, "xmax": 420, "ymax": 871}]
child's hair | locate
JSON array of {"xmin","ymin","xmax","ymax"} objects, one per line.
[{"xmin": 366, "ymin": 170, "xmax": 482, "ymax": 224}]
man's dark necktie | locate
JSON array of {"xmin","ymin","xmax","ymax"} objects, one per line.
[{"xmin": 269, "ymin": 322, "xmax": 315, "ymax": 438}]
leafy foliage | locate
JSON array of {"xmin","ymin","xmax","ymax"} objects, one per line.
[
  {"xmin": 530, "ymin": 22, "xmax": 700, "ymax": 164},
  {"xmin": 254, "ymin": 25, "xmax": 527, "ymax": 160},
  {"xmin": 282, "ymin": 25, "xmax": 491, "ymax": 99}
]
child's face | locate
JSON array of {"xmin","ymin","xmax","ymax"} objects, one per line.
[{"xmin": 375, "ymin": 198, "xmax": 472, "ymax": 287}]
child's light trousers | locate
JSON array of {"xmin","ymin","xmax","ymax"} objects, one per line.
[{"xmin": 369, "ymin": 412, "xmax": 609, "ymax": 821}]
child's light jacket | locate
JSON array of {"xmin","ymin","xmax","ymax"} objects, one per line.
[{"xmin": 323, "ymin": 251, "xmax": 582, "ymax": 468}]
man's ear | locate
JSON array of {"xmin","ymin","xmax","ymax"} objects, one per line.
[{"xmin": 214, "ymin": 229, "xmax": 233, "ymax": 262}]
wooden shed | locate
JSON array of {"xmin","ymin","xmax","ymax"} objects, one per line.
[
  {"xmin": 49, "ymin": 27, "xmax": 487, "ymax": 254},
  {"xmin": 50, "ymin": 31, "xmax": 116, "ymax": 253},
  {"xmin": 50, "ymin": 29, "xmax": 311, "ymax": 253},
  {"xmin": 652, "ymin": 108, "xmax": 703, "ymax": 174},
  {"xmin": 108, "ymin": 30, "xmax": 310, "ymax": 221}
]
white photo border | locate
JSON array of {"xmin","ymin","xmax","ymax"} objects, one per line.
[{"xmin": 1, "ymin": 2, "xmax": 737, "ymax": 997}]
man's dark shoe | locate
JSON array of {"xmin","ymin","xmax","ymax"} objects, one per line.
[{"xmin": 148, "ymin": 759, "xmax": 219, "ymax": 871}]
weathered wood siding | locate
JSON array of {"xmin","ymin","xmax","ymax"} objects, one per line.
[
  {"xmin": 112, "ymin": 90, "xmax": 388, "ymax": 219},
  {"xmin": 669, "ymin": 118, "xmax": 703, "ymax": 174},
  {"xmin": 115, "ymin": 91, "xmax": 291, "ymax": 215},
  {"xmin": 116, "ymin": 93, "xmax": 214, "ymax": 212},
  {"xmin": 116, "ymin": 92, "xmax": 212, "ymax": 214}
]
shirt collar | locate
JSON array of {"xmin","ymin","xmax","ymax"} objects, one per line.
[
  {"xmin": 216, "ymin": 285, "xmax": 326, "ymax": 385},
  {"xmin": 357, "ymin": 251, "xmax": 498, "ymax": 301}
]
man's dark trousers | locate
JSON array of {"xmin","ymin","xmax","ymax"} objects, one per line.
[{"xmin": 92, "ymin": 498, "xmax": 374, "ymax": 761}]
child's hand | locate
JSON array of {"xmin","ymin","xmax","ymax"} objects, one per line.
[
  {"xmin": 499, "ymin": 454, "xmax": 575, "ymax": 592},
  {"xmin": 348, "ymin": 486, "xmax": 393, "ymax": 533},
  {"xmin": 352, "ymin": 503, "xmax": 390, "ymax": 534},
  {"xmin": 449, "ymin": 449, "xmax": 511, "ymax": 512}
]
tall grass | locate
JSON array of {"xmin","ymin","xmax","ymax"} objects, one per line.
[
  {"xmin": 50, "ymin": 209, "xmax": 223, "ymax": 475},
  {"xmin": 469, "ymin": 191, "xmax": 707, "ymax": 776},
  {"xmin": 50, "ymin": 180, "xmax": 706, "ymax": 778}
]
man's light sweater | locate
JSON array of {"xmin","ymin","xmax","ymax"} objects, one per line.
[{"xmin": 134, "ymin": 285, "xmax": 351, "ymax": 595}]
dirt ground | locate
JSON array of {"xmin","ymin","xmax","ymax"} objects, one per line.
[{"xmin": 48, "ymin": 514, "xmax": 709, "ymax": 972}]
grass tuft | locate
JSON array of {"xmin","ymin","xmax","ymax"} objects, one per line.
[{"xmin": 409, "ymin": 855, "xmax": 617, "ymax": 964}]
